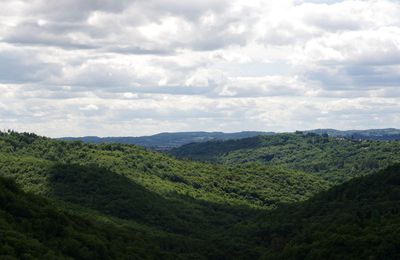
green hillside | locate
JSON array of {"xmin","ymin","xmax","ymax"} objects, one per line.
[
  {"xmin": 0, "ymin": 131, "xmax": 327, "ymax": 209},
  {"xmin": 170, "ymin": 133, "xmax": 400, "ymax": 183},
  {"xmin": 305, "ymin": 128, "xmax": 400, "ymax": 141},
  {"xmin": 0, "ymin": 176, "xmax": 182, "ymax": 259},
  {"xmin": 254, "ymin": 163, "xmax": 400, "ymax": 259},
  {"xmin": 0, "ymin": 131, "xmax": 328, "ymax": 258},
  {"xmin": 1, "ymin": 145, "xmax": 400, "ymax": 258}
]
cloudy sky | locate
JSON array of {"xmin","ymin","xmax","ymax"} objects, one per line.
[{"xmin": 1, "ymin": 0, "xmax": 400, "ymax": 137}]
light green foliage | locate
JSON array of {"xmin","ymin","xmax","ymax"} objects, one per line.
[{"xmin": 0, "ymin": 131, "xmax": 328, "ymax": 208}]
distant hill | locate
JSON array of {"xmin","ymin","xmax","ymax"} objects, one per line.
[
  {"xmin": 59, "ymin": 131, "xmax": 273, "ymax": 149},
  {"xmin": 304, "ymin": 128, "xmax": 400, "ymax": 140},
  {"xmin": 60, "ymin": 129, "xmax": 400, "ymax": 150},
  {"xmin": 170, "ymin": 133, "xmax": 400, "ymax": 183}
]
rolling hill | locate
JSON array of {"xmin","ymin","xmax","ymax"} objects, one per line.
[
  {"xmin": 0, "ymin": 131, "xmax": 328, "ymax": 209},
  {"xmin": 0, "ymin": 131, "xmax": 329, "ymax": 258},
  {"xmin": 1, "ymin": 130, "xmax": 399, "ymax": 258},
  {"xmin": 305, "ymin": 128, "xmax": 400, "ymax": 141},
  {"xmin": 170, "ymin": 132, "xmax": 400, "ymax": 183},
  {"xmin": 60, "ymin": 131, "xmax": 273, "ymax": 150},
  {"xmin": 0, "ymin": 176, "xmax": 173, "ymax": 259},
  {"xmin": 254, "ymin": 163, "xmax": 400, "ymax": 259},
  {"xmin": 60, "ymin": 129, "xmax": 400, "ymax": 151}
]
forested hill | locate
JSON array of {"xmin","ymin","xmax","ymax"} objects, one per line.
[
  {"xmin": 0, "ymin": 176, "xmax": 172, "ymax": 259},
  {"xmin": 1, "ymin": 131, "xmax": 399, "ymax": 258},
  {"xmin": 60, "ymin": 131, "xmax": 272, "ymax": 149},
  {"xmin": 59, "ymin": 129, "xmax": 400, "ymax": 150},
  {"xmin": 0, "ymin": 131, "xmax": 326, "ymax": 208},
  {"xmin": 0, "ymin": 131, "xmax": 330, "ymax": 258},
  {"xmin": 170, "ymin": 132, "xmax": 400, "ymax": 183},
  {"xmin": 252, "ymin": 163, "xmax": 400, "ymax": 259},
  {"xmin": 305, "ymin": 128, "xmax": 400, "ymax": 141}
]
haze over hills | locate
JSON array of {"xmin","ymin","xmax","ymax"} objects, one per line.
[
  {"xmin": 60, "ymin": 131, "xmax": 273, "ymax": 149},
  {"xmin": 60, "ymin": 128, "xmax": 400, "ymax": 150}
]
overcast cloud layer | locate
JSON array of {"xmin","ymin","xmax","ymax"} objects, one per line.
[{"xmin": 1, "ymin": 0, "xmax": 400, "ymax": 137}]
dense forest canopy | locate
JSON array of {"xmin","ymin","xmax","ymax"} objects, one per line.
[
  {"xmin": 0, "ymin": 131, "xmax": 328, "ymax": 208},
  {"xmin": 170, "ymin": 132, "xmax": 400, "ymax": 183},
  {"xmin": 0, "ymin": 131, "xmax": 399, "ymax": 259}
]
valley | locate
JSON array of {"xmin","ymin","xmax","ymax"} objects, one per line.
[{"xmin": 1, "ymin": 130, "xmax": 399, "ymax": 259}]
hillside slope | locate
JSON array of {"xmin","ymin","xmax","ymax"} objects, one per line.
[
  {"xmin": 1, "ymin": 148, "xmax": 400, "ymax": 258},
  {"xmin": 0, "ymin": 131, "xmax": 330, "ymax": 258},
  {"xmin": 0, "ymin": 176, "xmax": 201, "ymax": 259},
  {"xmin": 60, "ymin": 128, "xmax": 400, "ymax": 150},
  {"xmin": 170, "ymin": 133, "xmax": 400, "ymax": 183},
  {"xmin": 254, "ymin": 163, "xmax": 400, "ymax": 259},
  {"xmin": 60, "ymin": 131, "xmax": 273, "ymax": 149},
  {"xmin": 0, "ymin": 131, "xmax": 327, "ymax": 209}
]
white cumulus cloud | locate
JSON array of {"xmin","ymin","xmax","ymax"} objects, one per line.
[{"xmin": 0, "ymin": 0, "xmax": 399, "ymax": 136}]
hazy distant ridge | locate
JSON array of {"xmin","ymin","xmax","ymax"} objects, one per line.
[
  {"xmin": 60, "ymin": 131, "xmax": 272, "ymax": 149},
  {"xmin": 60, "ymin": 128, "xmax": 400, "ymax": 149}
]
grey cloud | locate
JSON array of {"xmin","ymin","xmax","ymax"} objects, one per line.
[
  {"xmin": 304, "ymin": 14, "xmax": 361, "ymax": 32},
  {"xmin": 260, "ymin": 22, "xmax": 317, "ymax": 46},
  {"xmin": 140, "ymin": 0, "xmax": 230, "ymax": 21},
  {"xmin": 3, "ymin": 20, "xmax": 99, "ymax": 50},
  {"xmin": 14, "ymin": 86, "xmax": 87, "ymax": 100},
  {"xmin": 345, "ymin": 65, "xmax": 400, "ymax": 87},
  {"xmin": 304, "ymin": 63, "xmax": 400, "ymax": 93},
  {"xmin": 31, "ymin": 0, "xmax": 133, "ymax": 22},
  {"xmin": 216, "ymin": 76, "xmax": 305, "ymax": 98},
  {"xmin": 110, "ymin": 107, "xmax": 227, "ymax": 122},
  {"xmin": 191, "ymin": 30, "xmax": 249, "ymax": 51},
  {"xmin": 300, "ymin": 3, "xmax": 362, "ymax": 32},
  {"xmin": 0, "ymin": 49, "xmax": 61, "ymax": 84},
  {"xmin": 1, "ymin": 0, "xmax": 400, "ymax": 136},
  {"xmin": 103, "ymin": 46, "xmax": 175, "ymax": 56},
  {"xmin": 2, "ymin": 0, "xmax": 245, "ymax": 53}
]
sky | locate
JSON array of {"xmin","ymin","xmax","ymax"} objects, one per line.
[{"xmin": 0, "ymin": 0, "xmax": 400, "ymax": 137}]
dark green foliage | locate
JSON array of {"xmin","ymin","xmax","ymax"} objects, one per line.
[
  {"xmin": 0, "ymin": 176, "xmax": 166, "ymax": 259},
  {"xmin": 1, "ymin": 131, "xmax": 400, "ymax": 259},
  {"xmin": 254, "ymin": 164, "xmax": 400, "ymax": 259},
  {"xmin": 170, "ymin": 133, "xmax": 400, "ymax": 183},
  {"xmin": 0, "ymin": 131, "xmax": 327, "ymax": 258},
  {"xmin": 0, "ymin": 131, "xmax": 327, "ymax": 208}
]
